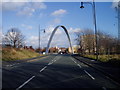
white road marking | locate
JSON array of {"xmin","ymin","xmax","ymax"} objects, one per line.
[
  {"xmin": 6, "ymin": 65, "xmax": 10, "ymax": 67},
  {"xmin": 77, "ymin": 64, "xmax": 81, "ymax": 68},
  {"xmin": 16, "ymin": 76, "xmax": 35, "ymax": 90},
  {"xmin": 48, "ymin": 62, "xmax": 53, "ymax": 65},
  {"xmin": 40, "ymin": 66, "xmax": 47, "ymax": 72},
  {"xmin": 71, "ymin": 57, "xmax": 82, "ymax": 68},
  {"xmin": 102, "ymin": 87, "xmax": 107, "ymax": 90},
  {"xmin": 71, "ymin": 57, "xmax": 77, "ymax": 64},
  {"xmin": 10, "ymin": 65, "xmax": 13, "ymax": 67},
  {"xmin": 84, "ymin": 70, "xmax": 95, "ymax": 80},
  {"xmin": 47, "ymin": 56, "xmax": 61, "ymax": 66}
]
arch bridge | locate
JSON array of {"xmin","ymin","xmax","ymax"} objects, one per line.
[{"xmin": 46, "ymin": 25, "xmax": 73, "ymax": 54}]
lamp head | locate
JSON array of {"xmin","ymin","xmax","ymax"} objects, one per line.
[{"xmin": 80, "ymin": 2, "xmax": 84, "ymax": 9}]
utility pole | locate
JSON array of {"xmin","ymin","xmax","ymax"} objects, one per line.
[
  {"xmin": 80, "ymin": 0, "xmax": 98, "ymax": 60},
  {"xmin": 93, "ymin": 0, "xmax": 98, "ymax": 60},
  {"xmin": 118, "ymin": 1, "xmax": 120, "ymax": 40},
  {"xmin": 39, "ymin": 25, "xmax": 41, "ymax": 54},
  {"xmin": 38, "ymin": 25, "xmax": 45, "ymax": 54}
]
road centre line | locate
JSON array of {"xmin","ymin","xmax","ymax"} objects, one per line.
[
  {"xmin": 47, "ymin": 56, "xmax": 61, "ymax": 66},
  {"xmin": 50, "ymin": 56, "xmax": 61, "ymax": 64},
  {"xmin": 42, "ymin": 56, "xmax": 60, "ymax": 71},
  {"xmin": 39, "ymin": 56, "xmax": 60, "ymax": 75},
  {"xmin": 40, "ymin": 66, "xmax": 47, "ymax": 72},
  {"xmin": 48, "ymin": 62, "xmax": 53, "ymax": 65},
  {"xmin": 16, "ymin": 76, "xmax": 35, "ymax": 90},
  {"xmin": 84, "ymin": 70, "xmax": 95, "ymax": 80}
]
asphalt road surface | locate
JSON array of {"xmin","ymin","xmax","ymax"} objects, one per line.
[{"xmin": 2, "ymin": 54, "xmax": 120, "ymax": 89}]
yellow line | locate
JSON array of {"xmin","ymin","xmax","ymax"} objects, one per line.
[{"xmin": 27, "ymin": 56, "xmax": 49, "ymax": 62}]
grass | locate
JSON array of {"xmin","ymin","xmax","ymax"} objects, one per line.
[
  {"xmin": 2, "ymin": 48, "xmax": 40, "ymax": 61},
  {"xmin": 83, "ymin": 54, "xmax": 120, "ymax": 62},
  {"xmin": 83, "ymin": 54, "xmax": 120, "ymax": 66}
]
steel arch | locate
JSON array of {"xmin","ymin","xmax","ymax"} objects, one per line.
[{"xmin": 46, "ymin": 25, "xmax": 73, "ymax": 54}]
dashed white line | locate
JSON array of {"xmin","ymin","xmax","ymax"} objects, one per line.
[
  {"xmin": 16, "ymin": 76, "xmax": 35, "ymax": 90},
  {"xmin": 77, "ymin": 64, "xmax": 81, "ymax": 68},
  {"xmin": 48, "ymin": 56, "xmax": 61, "ymax": 66},
  {"xmin": 48, "ymin": 63, "xmax": 51, "ymax": 65},
  {"xmin": 84, "ymin": 70, "xmax": 95, "ymax": 80},
  {"xmin": 40, "ymin": 66, "xmax": 47, "ymax": 72},
  {"xmin": 102, "ymin": 87, "xmax": 107, "ymax": 90}
]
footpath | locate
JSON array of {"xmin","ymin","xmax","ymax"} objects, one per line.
[{"xmin": 72, "ymin": 55, "xmax": 120, "ymax": 85}]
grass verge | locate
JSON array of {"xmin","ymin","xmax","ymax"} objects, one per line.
[
  {"xmin": 83, "ymin": 54, "xmax": 120, "ymax": 66},
  {"xmin": 2, "ymin": 48, "xmax": 40, "ymax": 61}
]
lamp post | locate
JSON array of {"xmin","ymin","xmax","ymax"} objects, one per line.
[
  {"xmin": 80, "ymin": 0, "xmax": 98, "ymax": 60},
  {"xmin": 39, "ymin": 25, "xmax": 45, "ymax": 54}
]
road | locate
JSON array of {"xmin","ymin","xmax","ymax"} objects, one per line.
[{"xmin": 2, "ymin": 54, "xmax": 120, "ymax": 89}]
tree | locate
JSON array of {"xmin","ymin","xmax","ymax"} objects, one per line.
[
  {"xmin": 75, "ymin": 29, "xmax": 95, "ymax": 54},
  {"xmin": 3, "ymin": 28, "xmax": 25, "ymax": 48}
]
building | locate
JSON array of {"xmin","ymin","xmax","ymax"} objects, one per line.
[
  {"xmin": 49, "ymin": 47, "xmax": 58, "ymax": 53},
  {"xmin": 49, "ymin": 47, "xmax": 68, "ymax": 54},
  {"xmin": 68, "ymin": 45, "xmax": 80, "ymax": 54}
]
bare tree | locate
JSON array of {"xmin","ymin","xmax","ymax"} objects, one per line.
[
  {"xmin": 75, "ymin": 29, "xmax": 95, "ymax": 54},
  {"xmin": 3, "ymin": 28, "xmax": 25, "ymax": 48}
]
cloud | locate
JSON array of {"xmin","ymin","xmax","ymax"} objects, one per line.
[
  {"xmin": 29, "ymin": 36, "xmax": 38, "ymax": 44},
  {"xmin": 17, "ymin": 2, "xmax": 47, "ymax": 16},
  {"xmin": 32, "ymin": 2, "xmax": 47, "ymax": 9},
  {"xmin": 112, "ymin": 0, "xmax": 120, "ymax": 9},
  {"xmin": 21, "ymin": 24, "xmax": 33, "ymax": 30},
  {"xmin": 68, "ymin": 27, "xmax": 82, "ymax": 34},
  {"xmin": 2, "ymin": 2, "xmax": 47, "ymax": 16},
  {"xmin": 2, "ymin": 0, "xmax": 45, "ymax": 2},
  {"xmin": 2, "ymin": 2, "xmax": 26, "ymax": 11},
  {"xmin": 45, "ymin": 25, "xmax": 63, "ymax": 35},
  {"xmin": 51, "ymin": 9, "xmax": 67, "ymax": 16},
  {"xmin": 17, "ymin": 7, "xmax": 35, "ymax": 16}
]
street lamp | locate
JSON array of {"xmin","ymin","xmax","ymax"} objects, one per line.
[
  {"xmin": 80, "ymin": 0, "xmax": 98, "ymax": 60},
  {"xmin": 39, "ymin": 25, "xmax": 45, "ymax": 54}
]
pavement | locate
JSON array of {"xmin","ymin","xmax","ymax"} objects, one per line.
[{"xmin": 2, "ymin": 54, "xmax": 120, "ymax": 89}]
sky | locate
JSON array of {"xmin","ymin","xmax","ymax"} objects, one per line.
[{"xmin": 1, "ymin": 1, "xmax": 119, "ymax": 49}]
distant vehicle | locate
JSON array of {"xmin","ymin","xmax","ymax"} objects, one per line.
[{"xmin": 43, "ymin": 52, "xmax": 46, "ymax": 54}]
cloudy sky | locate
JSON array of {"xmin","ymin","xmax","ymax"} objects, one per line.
[{"xmin": 1, "ymin": 0, "xmax": 119, "ymax": 48}]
